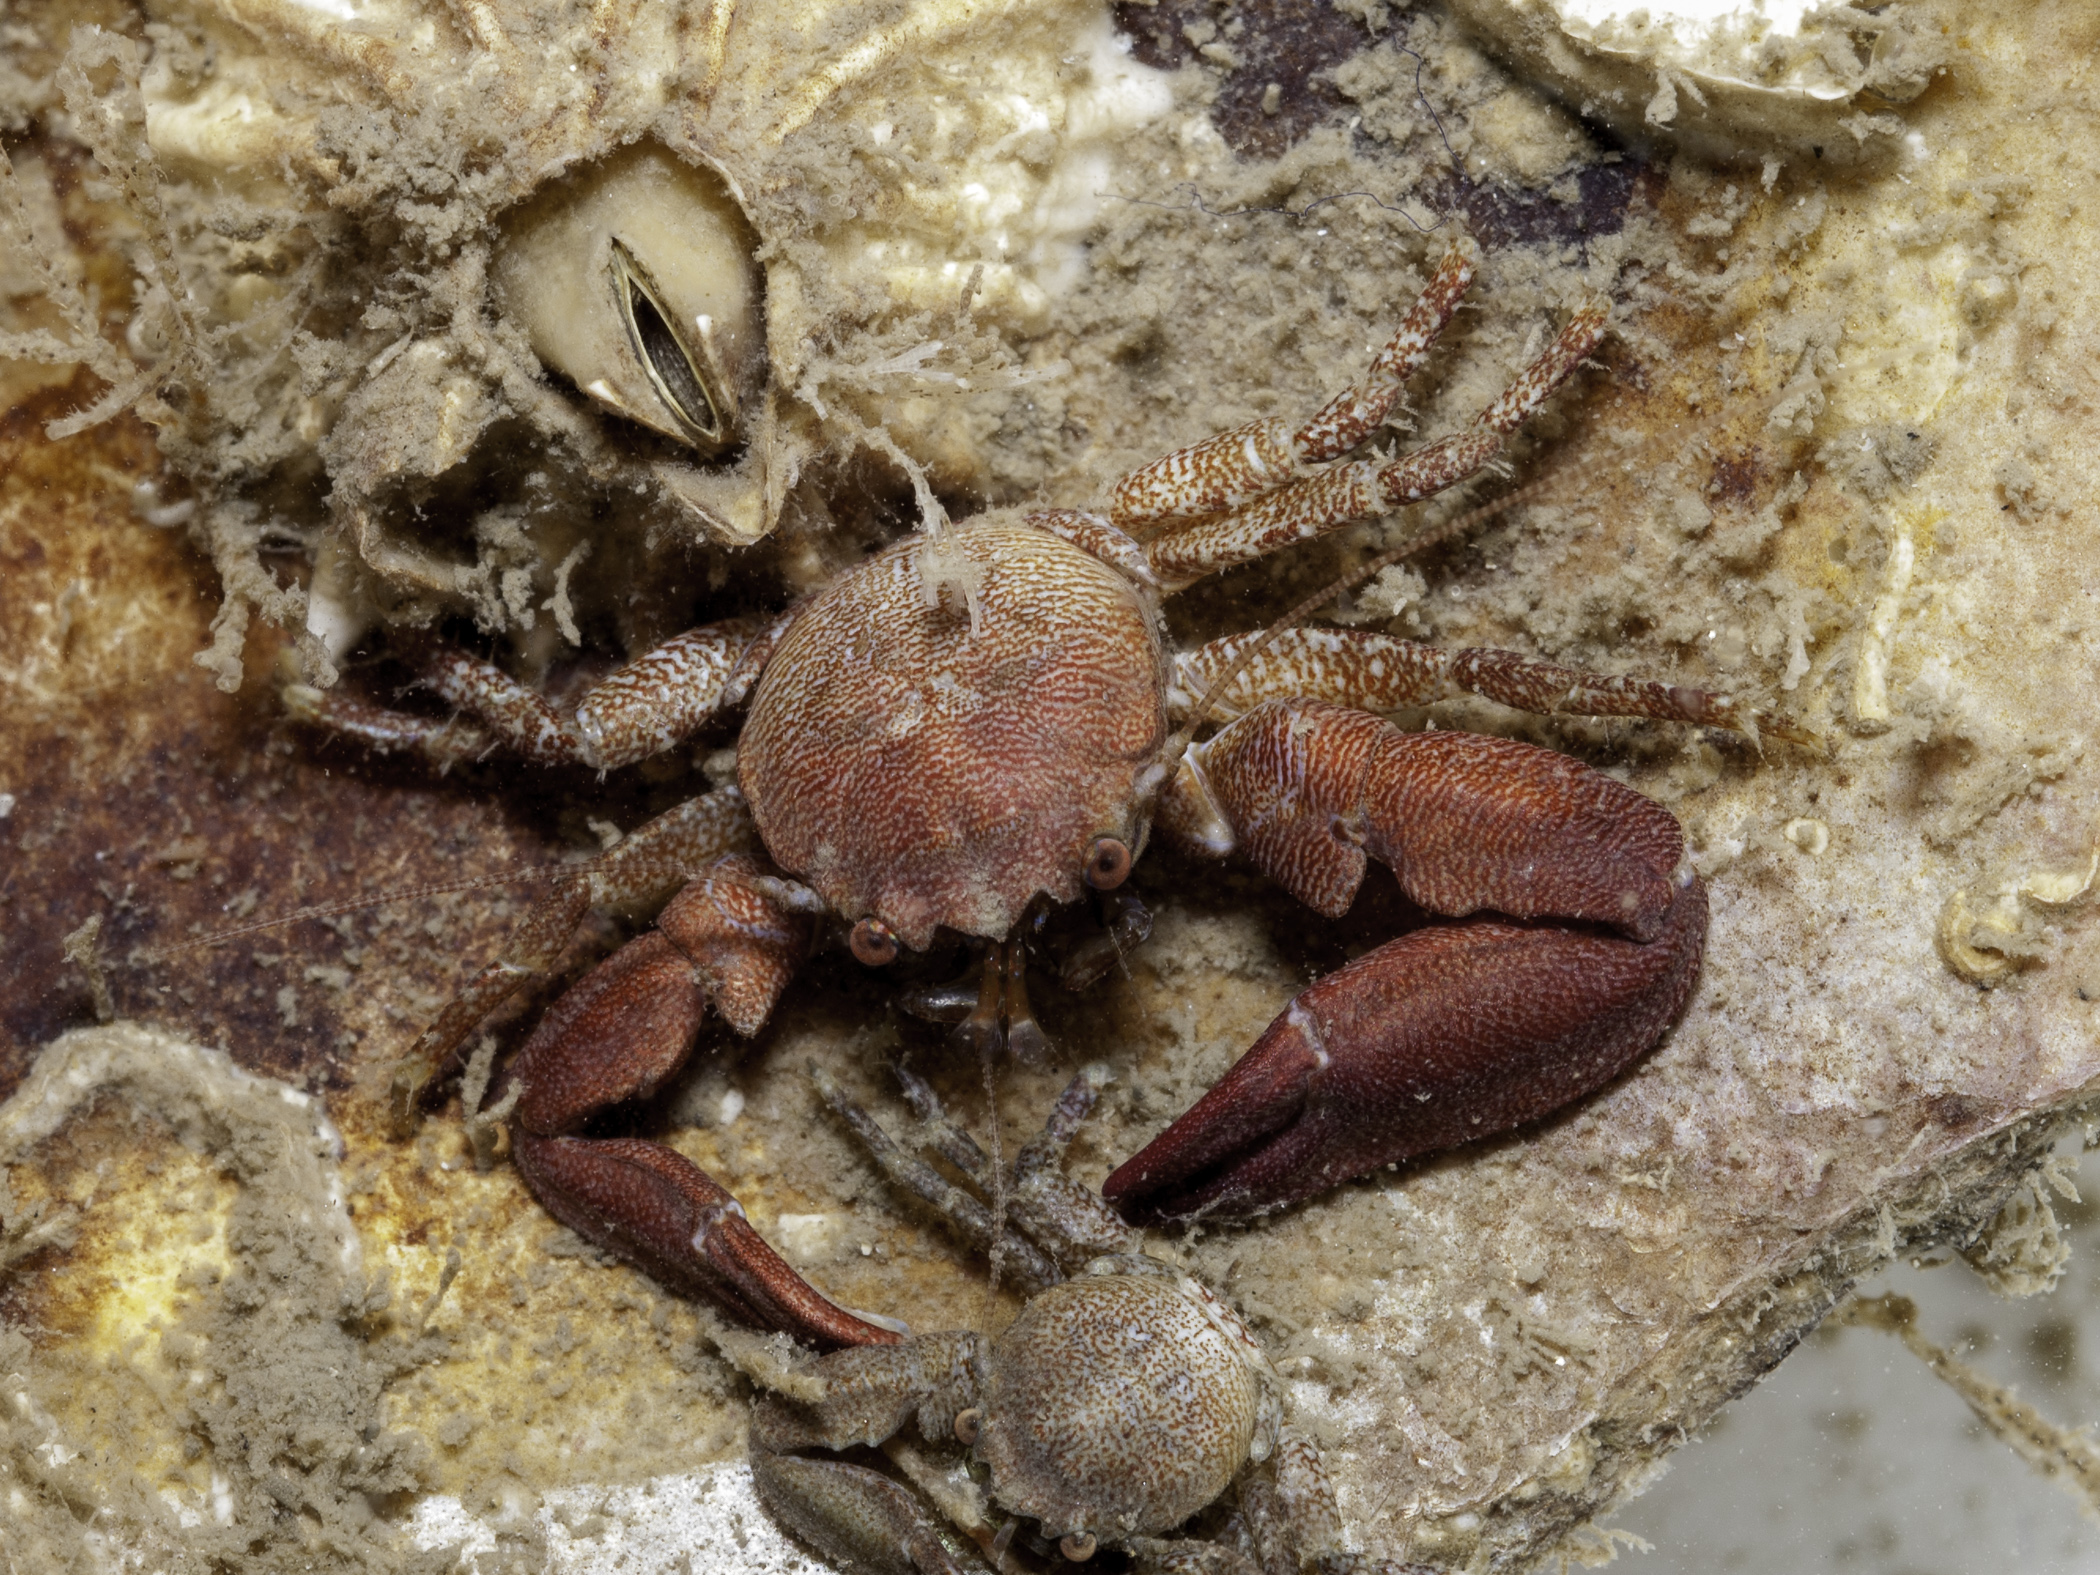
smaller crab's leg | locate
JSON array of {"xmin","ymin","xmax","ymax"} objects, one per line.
[
  {"xmin": 819, "ymin": 1066, "xmax": 1136, "ymax": 1288},
  {"xmin": 1004, "ymin": 1066, "xmax": 1140, "ymax": 1266},
  {"xmin": 1222, "ymin": 1435, "xmax": 1437, "ymax": 1575},
  {"xmin": 387, "ymin": 787, "xmax": 755, "ymax": 1132},
  {"xmin": 1107, "ymin": 698, "xmax": 1705, "ymax": 1222},
  {"xmin": 898, "ymin": 1063, "xmax": 1134, "ymax": 1271},
  {"xmin": 751, "ymin": 1452, "xmax": 990, "ymax": 1575},
  {"xmin": 749, "ymin": 1335, "xmax": 991, "ymax": 1575},
  {"xmin": 289, "ymin": 615, "xmax": 786, "ymax": 771},
  {"xmin": 505, "ymin": 854, "xmax": 898, "ymax": 1348},
  {"xmin": 890, "ymin": 1062, "xmax": 1006, "ymax": 1182},
  {"xmin": 1172, "ymin": 627, "xmax": 1771, "ymax": 738},
  {"xmin": 814, "ymin": 1065, "xmax": 1065, "ymax": 1293},
  {"xmin": 1108, "ymin": 245, "xmax": 1477, "ymax": 535},
  {"xmin": 1143, "ymin": 300, "xmax": 1608, "ymax": 589},
  {"xmin": 1130, "ymin": 1431, "xmax": 1399, "ymax": 1575}
]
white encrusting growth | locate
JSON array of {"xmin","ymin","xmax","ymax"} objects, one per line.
[
  {"xmin": 1851, "ymin": 516, "xmax": 1917, "ymax": 733},
  {"xmin": 0, "ymin": 1023, "xmax": 361, "ymax": 1278}
]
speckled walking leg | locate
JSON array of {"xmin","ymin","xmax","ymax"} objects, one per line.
[
  {"xmin": 289, "ymin": 613, "xmax": 788, "ymax": 771},
  {"xmin": 813, "ymin": 1063, "xmax": 1066, "ymax": 1293},
  {"xmin": 282, "ymin": 683, "xmax": 494, "ymax": 766},
  {"xmin": 749, "ymin": 1335, "xmax": 991, "ymax": 1573},
  {"xmin": 573, "ymin": 612, "xmax": 788, "ymax": 768},
  {"xmin": 387, "ymin": 786, "xmax": 758, "ymax": 1132},
  {"xmin": 1226, "ymin": 1432, "xmax": 1436, "ymax": 1575},
  {"xmin": 1144, "ymin": 299, "xmax": 1609, "ymax": 587},
  {"xmin": 1003, "ymin": 1065, "xmax": 1139, "ymax": 1266},
  {"xmin": 814, "ymin": 1064, "xmax": 1134, "ymax": 1291},
  {"xmin": 1171, "ymin": 626, "xmax": 1759, "ymax": 734},
  {"xmin": 750, "ymin": 1449, "xmax": 990, "ymax": 1575},
  {"xmin": 415, "ymin": 640, "xmax": 588, "ymax": 765},
  {"xmin": 1108, "ymin": 245, "xmax": 1478, "ymax": 535}
]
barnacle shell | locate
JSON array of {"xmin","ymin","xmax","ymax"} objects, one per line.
[
  {"xmin": 491, "ymin": 144, "xmax": 765, "ymax": 464},
  {"xmin": 130, "ymin": 0, "xmax": 1174, "ymax": 612},
  {"xmin": 1450, "ymin": 0, "xmax": 1948, "ymax": 166},
  {"xmin": 1938, "ymin": 849, "xmax": 2099, "ymax": 987}
]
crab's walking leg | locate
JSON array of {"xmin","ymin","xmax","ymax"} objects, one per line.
[
  {"xmin": 1173, "ymin": 627, "xmax": 1762, "ymax": 735},
  {"xmin": 1226, "ymin": 1434, "xmax": 1439, "ymax": 1575},
  {"xmin": 387, "ymin": 786, "xmax": 755, "ymax": 1132},
  {"xmin": 505, "ymin": 853, "xmax": 899, "ymax": 1348},
  {"xmin": 816, "ymin": 1065, "xmax": 1135, "ymax": 1290},
  {"xmin": 288, "ymin": 613, "xmax": 787, "ymax": 771},
  {"xmin": 749, "ymin": 1335, "xmax": 992, "ymax": 1575},
  {"xmin": 813, "ymin": 1065, "xmax": 1065, "ymax": 1293},
  {"xmin": 1109, "ymin": 698, "xmax": 1704, "ymax": 1222},
  {"xmin": 1108, "ymin": 245, "xmax": 1477, "ymax": 535},
  {"xmin": 750, "ymin": 1452, "xmax": 990, "ymax": 1575},
  {"xmin": 1143, "ymin": 299, "xmax": 1608, "ymax": 588},
  {"xmin": 282, "ymin": 684, "xmax": 494, "ymax": 765}
]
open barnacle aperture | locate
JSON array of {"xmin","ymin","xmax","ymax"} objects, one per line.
[
  {"xmin": 612, "ymin": 237, "xmax": 738, "ymax": 451},
  {"xmin": 490, "ymin": 142, "xmax": 765, "ymax": 462}
]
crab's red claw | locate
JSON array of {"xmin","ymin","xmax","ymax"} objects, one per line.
[
  {"xmin": 504, "ymin": 855, "xmax": 898, "ymax": 1349},
  {"xmin": 1102, "ymin": 886, "xmax": 1705, "ymax": 1222},
  {"xmin": 515, "ymin": 1135, "xmax": 899, "ymax": 1349},
  {"xmin": 1117, "ymin": 699, "xmax": 1707, "ymax": 1222}
]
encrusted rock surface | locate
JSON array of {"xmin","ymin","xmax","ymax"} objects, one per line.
[{"xmin": 3, "ymin": 2, "xmax": 2097, "ymax": 1570}]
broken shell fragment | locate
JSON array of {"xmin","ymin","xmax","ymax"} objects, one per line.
[
  {"xmin": 1782, "ymin": 817, "xmax": 1828, "ymax": 855},
  {"xmin": 1448, "ymin": 0, "xmax": 1946, "ymax": 167},
  {"xmin": 492, "ymin": 143, "xmax": 766, "ymax": 460},
  {"xmin": 1937, "ymin": 847, "xmax": 2100, "ymax": 987}
]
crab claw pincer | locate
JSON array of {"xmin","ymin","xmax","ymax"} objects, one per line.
[{"xmin": 1104, "ymin": 699, "xmax": 1707, "ymax": 1223}]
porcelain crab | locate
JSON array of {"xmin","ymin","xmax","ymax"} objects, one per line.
[
  {"xmin": 290, "ymin": 243, "xmax": 1786, "ymax": 1350},
  {"xmin": 752, "ymin": 1064, "xmax": 1437, "ymax": 1575}
]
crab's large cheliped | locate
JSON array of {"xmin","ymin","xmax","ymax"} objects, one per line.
[
  {"xmin": 292, "ymin": 243, "xmax": 1801, "ymax": 1358},
  {"xmin": 492, "ymin": 143, "xmax": 765, "ymax": 459}
]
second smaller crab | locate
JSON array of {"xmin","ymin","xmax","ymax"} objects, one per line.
[{"xmin": 751, "ymin": 1066, "xmax": 1427, "ymax": 1575}]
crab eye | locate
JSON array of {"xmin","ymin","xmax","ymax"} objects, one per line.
[
  {"xmin": 850, "ymin": 918, "xmax": 901, "ymax": 967},
  {"xmin": 1058, "ymin": 1533, "xmax": 1097, "ymax": 1562},
  {"xmin": 610, "ymin": 238, "xmax": 730, "ymax": 449},
  {"xmin": 1085, "ymin": 836, "xmax": 1132, "ymax": 891}
]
